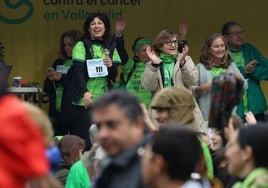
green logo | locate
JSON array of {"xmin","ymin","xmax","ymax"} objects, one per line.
[{"xmin": 0, "ymin": 0, "xmax": 34, "ymax": 24}]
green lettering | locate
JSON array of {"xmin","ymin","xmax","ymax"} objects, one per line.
[
  {"xmin": 61, "ymin": 9, "xmax": 70, "ymax": 20},
  {"xmin": 43, "ymin": 12, "xmax": 59, "ymax": 20}
]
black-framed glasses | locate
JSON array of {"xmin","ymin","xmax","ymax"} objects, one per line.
[
  {"xmin": 164, "ymin": 40, "xmax": 178, "ymax": 46},
  {"xmin": 227, "ymin": 30, "xmax": 244, "ymax": 36}
]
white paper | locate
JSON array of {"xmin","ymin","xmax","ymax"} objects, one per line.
[
  {"xmin": 56, "ymin": 65, "xmax": 70, "ymax": 74},
  {"xmin": 86, "ymin": 58, "xmax": 108, "ymax": 78}
]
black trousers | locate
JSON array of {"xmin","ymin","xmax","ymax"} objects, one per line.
[{"xmin": 71, "ymin": 104, "xmax": 92, "ymax": 151}]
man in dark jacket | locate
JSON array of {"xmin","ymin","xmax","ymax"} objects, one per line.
[{"xmin": 92, "ymin": 89, "xmax": 149, "ymax": 188}]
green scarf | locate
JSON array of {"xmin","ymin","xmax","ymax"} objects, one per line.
[
  {"xmin": 160, "ymin": 52, "xmax": 178, "ymax": 87},
  {"xmin": 159, "ymin": 52, "xmax": 178, "ymax": 64}
]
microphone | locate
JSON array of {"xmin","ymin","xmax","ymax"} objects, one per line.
[{"xmin": 104, "ymin": 49, "xmax": 110, "ymax": 58}]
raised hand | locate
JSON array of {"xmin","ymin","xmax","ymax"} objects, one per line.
[
  {"xmin": 115, "ymin": 17, "xmax": 126, "ymax": 37},
  {"xmin": 245, "ymin": 111, "xmax": 257, "ymax": 125},
  {"xmin": 179, "ymin": 20, "xmax": 188, "ymax": 40}
]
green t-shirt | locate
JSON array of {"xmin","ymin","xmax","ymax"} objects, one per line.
[
  {"xmin": 65, "ymin": 159, "xmax": 91, "ymax": 188},
  {"xmin": 121, "ymin": 59, "xmax": 152, "ymax": 108},
  {"xmin": 55, "ymin": 59, "xmax": 73, "ymax": 112},
  {"xmin": 72, "ymin": 41, "xmax": 121, "ymax": 106},
  {"xmin": 210, "ymin": 66, "xmax": 227, "ymax": 77}
]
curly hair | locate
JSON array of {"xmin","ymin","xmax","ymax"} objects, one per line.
[
  {"xmin": 199, "ymin": 33, "xmax": 232, "ymax": 70},
  {"xmin": 59, "ymin": 29, "xmax": 81, "ymax": 60}
]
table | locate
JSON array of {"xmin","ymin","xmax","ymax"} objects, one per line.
[{"xmin": 8, "ymin": 86, "xmax": 43, "ymax": 108}]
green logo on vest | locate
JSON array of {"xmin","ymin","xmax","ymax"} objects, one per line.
[{"xmin": 0, "ymin": 0, "xmax": 34, "ymax": 24}]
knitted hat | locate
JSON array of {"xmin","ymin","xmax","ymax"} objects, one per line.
[{"xmin": 151, "ymin": 87, "xmax": 196, "ymax": 125}]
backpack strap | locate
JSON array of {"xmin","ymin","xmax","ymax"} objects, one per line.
[
  {"xmin": 82, "ymin": 38, "xmax": 93, "ymax": 60},
  {"xmin": 124, "ymin": 63, "xmax": 136, "ymax": 85}
]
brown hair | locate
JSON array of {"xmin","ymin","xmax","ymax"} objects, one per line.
[
  {"xmin": 199, "ymin": 33, "xmax": 232, "ymax": 70},
  {"xmin": 58, "ymin": 135, "xmax": 86, "ymax": 167},
  {"xmin": 231, "ymin": 114, "xmax": 243, "ymax": 130},
  {"xmin": 59, "ymin": 29, "xmax": 82, "ymax": 60},
  {"xmin": 153, "ymin": 29, "xmax": 178, "ymax": 54}
]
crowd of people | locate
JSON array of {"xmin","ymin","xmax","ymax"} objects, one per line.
[{"xmin": 1, "ymin": 12, "xmax": 268, "ymax": 188}]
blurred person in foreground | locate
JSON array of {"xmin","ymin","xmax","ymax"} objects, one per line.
[
  {"xmin": 0, "ymin": 65, "xmax": 60, "ymax": 188},
  {"xmin": 139, "ymin": 126, "xmax": 210, "ymax": 188},
  {"xmin": 92, "ymin": 89, "xmax": 150, "ymax": 188},
  {"xmin": 226, "ymin": 124, "xmax": 268, "ymax": 188}
]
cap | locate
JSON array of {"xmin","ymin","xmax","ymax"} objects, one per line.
[{"xmin": 151, "ymin": 87, "xmax": 196, "ymax": 125}]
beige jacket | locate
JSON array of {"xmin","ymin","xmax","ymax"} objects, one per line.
[{"xmin": 142, "ymin": 55, "xmax": 206, "ymax": 133}]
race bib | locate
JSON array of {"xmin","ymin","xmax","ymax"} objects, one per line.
[{"xmin": 86, "ymin": 58, "xmax": 108, "ymax": 78}]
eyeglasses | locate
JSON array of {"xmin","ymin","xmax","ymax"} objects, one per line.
[
  {"xmin": 227, "ymin": 30, "xmax": 244, "ymax": 36},
  {"xmin": 164, "ymin": 40, "xmax": 178, "ymax": 46},
  {"xmin": 137, "ymin": 147, "xmax": 156, "ymax": 159}
]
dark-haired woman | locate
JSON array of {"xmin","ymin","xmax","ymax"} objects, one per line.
[
  {"xmin": 68, "ymin": 13, "xmax": 121, "ymax": 150},
  {"xmin": 44, "ymin": 29, "xmax": 81, "ymax": 136}
]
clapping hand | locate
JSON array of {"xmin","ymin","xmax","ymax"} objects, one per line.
[
  {"xmin": 145, "ymin": 46, "xmax": 160, "ymax": 63},
  {"xmin": 244, "ymin": 60, "xmax": 256, "ymax": 74}
]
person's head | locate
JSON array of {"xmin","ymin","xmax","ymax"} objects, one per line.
[
  {"xmin": 92, "ymin": 89, "xmax": 145, "ymax": 157},
  {"xmin": 58, "ymin": 135, "xmax": 86, "ymax": 167},
  {"xmin": 150, "ymin": 87, "xmax": 197, "ymax": 130},
  {"xmin": 212, "ymin": 147, "xmax": 227, "ymax": 173},
  {"xmin": 231, "ymin": 114, "xmax": 243, "ymax": 129},
  {"xmin": 153, "ymin": 29, "xmax": 179, "ymax": 55},
  {"xmin": 139, "ymin": 126, "xmax": 202, "ymax": 187},
  {"xmin": 132, "ymin": 37, "xmax": 151, "ymax": 62},
  {"xmin": 23, "ymin": 102, "xmax": 54, "ymax": 147},
  {"xmin": 59, "ymin": 29, "xmax": 81, "ymax": 59},
  {"xmin": 226, "ymin": 123, "xmax": 268, "ymax": 178},
  {"xmin": 200, "ymin": 33, "xmax": 232, "ymax": 70},
  {"xmin": 83, "ymin": 12, "xmax": 112, "ymax": 41},
  {"xmin": 224, "ymin": 114, "xmax": 243, "ymax": 141},
  {"xmin": 222, "ymin": 21, "xmax": 244, "ymax": 50},
  {"xmin": 210, "ymin": 128, "xmax": 223, "ymax": 151}
]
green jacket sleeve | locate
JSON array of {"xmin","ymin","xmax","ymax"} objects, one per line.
[{"xmin": 242, "ymin": 43, "xmax": 268, "ymax": 81}]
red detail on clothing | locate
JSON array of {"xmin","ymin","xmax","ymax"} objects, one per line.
[{"xmin": 0, "ymin": 95, "xmax": 49, "ymax": 188}]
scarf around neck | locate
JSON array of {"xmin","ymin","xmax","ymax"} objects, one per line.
[{"xmin": 159, "ymin": 52, "xmax": 178, "ymax": 64}]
